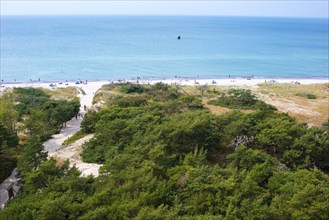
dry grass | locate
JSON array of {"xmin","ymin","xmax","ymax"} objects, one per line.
[
  {"xmin": 92, "ymin": 84, "xmax": 133, "ymax": 104},
  {"xmin": 179, "ymin": 86, "xmax": 199, "ymax": 95},
  {"xmin": 180, "ymin": 85, "xmax": 252, "ymax": 98},
  {"xmin": 199, "ymin": 83, "xmax": 328, "ymax": 126},
  {"xmin": 202, "ymin": 98, "xmax": 255, "ymax": 115},
  {"xmin": 90, "ymin": 82, "xmax": 329, "ymax": 127},
  {"xmin": 44, "ymin": 87, "xmax": 79, "ymax": 100},
  {"xmin": 255, "ymin": 83, "xmax": 329, "ymax": 126},
  {"xmin": 17, "ymin": 133, "xmax": 29, "ymax": 145},
  {"xmin": 92, "ymin": 83, "xmax": 149, "ymax": 107},
  {"xmin": 50, "ymin": 156, "xmax": 66, "ymax": 167},
  {"xmin": 202, "ymin": 99, "xmax": 231, "ymax": 115}
]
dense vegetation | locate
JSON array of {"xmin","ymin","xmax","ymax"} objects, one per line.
[
  {"xmin": 1, "ymin": 84, "xmax": 328, "ymax": 219},
  {"xmin": 208, "ymin": 89, "xmax": 277, "ymax": 110},
  {"xmin": 0, "ymin": 88, "xmax": 80, "ymax": 182},
  {"xmin": 0, "ymin": 123, "xmax": 19, "ymax": 181},
  {"xmin": 120, "ymin": 83, "xmax": 146, "ymax": 94},
  {"xmin": 14, "ymin": 88, "xmax": 80, "ymax": 141}
]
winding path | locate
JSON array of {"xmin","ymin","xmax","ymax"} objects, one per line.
[
  {"xmin": 44, "ymin": 84, "xmax": 102, "ymax": 177},
  {"xmin": 0, "ymin": 82, "xmax": 104, "ymax": 209},
  {"xmin": 0, "ymin": 169, "xmax": 20, "ymax": 209}
]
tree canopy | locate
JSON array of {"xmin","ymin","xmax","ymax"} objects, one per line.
[
  {"xmin": 208, "ymin": 89, "xmax": 277, "ymax": 110},
  {"xmin": 0, "ymin": 87, "xmax": 80, "ymax": 181},
  {"xmin": 1, "ymin": 84, "xmax": 328, "ymax": 219}
]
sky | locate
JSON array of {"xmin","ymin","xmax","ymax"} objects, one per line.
[{"xmin": 0, "ymin": 1, "xmax": 328, "ymax": 18}]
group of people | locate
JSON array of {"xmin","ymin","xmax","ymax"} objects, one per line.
[
  {"xmin": 61, "ymin": 105, "xmax": 88, "ymax": 130},
  {"xmin": 75, "ymin": 113, "xmax": 83, "ymax": 120},
  {"xmin": 75, "ymin": 105, "xmax": 87, "ymax": 120}
]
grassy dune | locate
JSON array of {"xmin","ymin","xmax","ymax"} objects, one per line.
[
  {"xmin": 255, "ymin": 83, "xmax": 329, "ymax": 127},
  {"xmin": 93, "ymin": 82, "xmax": 329, "ymax": 127},
  {"xmin": 43, "ymin": 87, "xmax": 80, "ymax": 100}
]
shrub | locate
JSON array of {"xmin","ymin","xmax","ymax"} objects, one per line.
[
  {"xmin": 63, "ymin": 130, "xmax": 87, "ymax": 145},
  {"xmin": 296, "ymin": 92, "xmax": 317, "ymax": 99},
  {"xmin": 120, "ymin": 83, "xmax": 145, "ymax": 94},
  {"xmin": 208, "ymin": 89, "xmax": 276, "ymax": 110},
  {"xmin": 81, "ymin": 110, "xmax": 100, "ymax": 133},
  {"xmin": 114, "ymin": 96, "xmax": 148, "ymax": 108}
]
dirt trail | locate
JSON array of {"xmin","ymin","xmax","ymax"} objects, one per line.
[
  {"xmin": 0, "ymin": 169, "xmax": 20, "ymax": 209},
  {"xmin": 48, "ymin": 134, "xmax": 102, "ymax": 177},
  {"xmin": 0, "ymin": 84, "xmax": 103, "ymax": 209},
  {"xmin": 43, "ymin": 114, "xmax": 83, "ymax": 153},
  {"xmin": 44, "ymin": 85, "xmax": 103, "ymax": 177}
]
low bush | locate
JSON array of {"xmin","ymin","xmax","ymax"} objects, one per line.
[
  {"xmin": 63, "ymin": 130, "xmax": 87, "ymax": 145},
  {"xmin": 208, "ymin": 89, "xmax": 276, "ymax": 110},
  {"xmin": 120, "ymin": 83, "xmax": 145, "ymax": 94},
  {"xmin": 296, "ymin": 92, "xmax": 317, "ymax": 99}
]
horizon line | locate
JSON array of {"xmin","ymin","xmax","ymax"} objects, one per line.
[{"xmin": 1, "ymin": 14, "xmax": 328, "ymax": 19}]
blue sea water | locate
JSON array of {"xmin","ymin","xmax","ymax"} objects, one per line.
[{"xmin": 1, "ymin": 16, "xmax": 328, "ymax": 81}]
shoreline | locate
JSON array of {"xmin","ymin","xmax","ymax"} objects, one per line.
[
  {"xmin": 1, "ymin": 77, "xmax": 328, "ymax": 97},
  {"xmin": 1, "ymin": 77, "xmax": 328, "ymax": 87}
]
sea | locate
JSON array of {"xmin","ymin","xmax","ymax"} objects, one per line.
[{"xmin": 1, "ymin": 16, "xmax": 328, "ymax": 82}]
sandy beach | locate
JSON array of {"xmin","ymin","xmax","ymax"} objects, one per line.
[
  {"xmin": 1, "ymin": 77, "xmax": 328, "ymax": 93},
  {"xmin": 141, "ymin": 77, "xmax": 328, "ymax": 86}
]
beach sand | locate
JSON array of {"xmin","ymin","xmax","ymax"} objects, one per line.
[{"xmin": 1, "ymin": 77, "xmax": 327, "ymax": 92}]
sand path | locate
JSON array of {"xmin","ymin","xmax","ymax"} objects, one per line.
[
  {"xmin": 48, "ymin": 134, "xmax": 102, "ymax": 177},
  {"xmin": 43, "ymin": 113, "xmax": 83, "ymax": 153},
  {"xmin": 44, "ymin": 82, "xmax": 103, "ymax": 177},
  {"xmin": 0, "ymin": 169, "xmax": 21, "ymax": 209},
  {"xmin": 0, "ymin": 83, "xmax": 103, "ymax": 209}
]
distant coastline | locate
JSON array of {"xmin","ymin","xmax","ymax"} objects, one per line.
[
  {"xmin": 1, "ymin": 77, "xmax": 328, "ymax": 86},
  {"xmin": 1, "ymin": 78, "xmax": 327, "ymax": 91}
]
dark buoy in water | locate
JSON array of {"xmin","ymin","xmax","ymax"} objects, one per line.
[{"xmin": 177, "ymin": 35, "xmax": 181, "ymax": 40}]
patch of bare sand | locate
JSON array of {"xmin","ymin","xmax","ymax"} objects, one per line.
[
  {"xmin": 258, "ymin": 93, "xmax": 327, "ymax": 127},
  {"xmin": 202, "ymin": 99, "xmax": 231, "ymax": 115},
  {"xmin": 49, "ymin": 134, "xmax": 102, "ymax": 177},
  {"xmin": 43, "ymin": 83, "xmax": 104, "ymax": 177}
]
